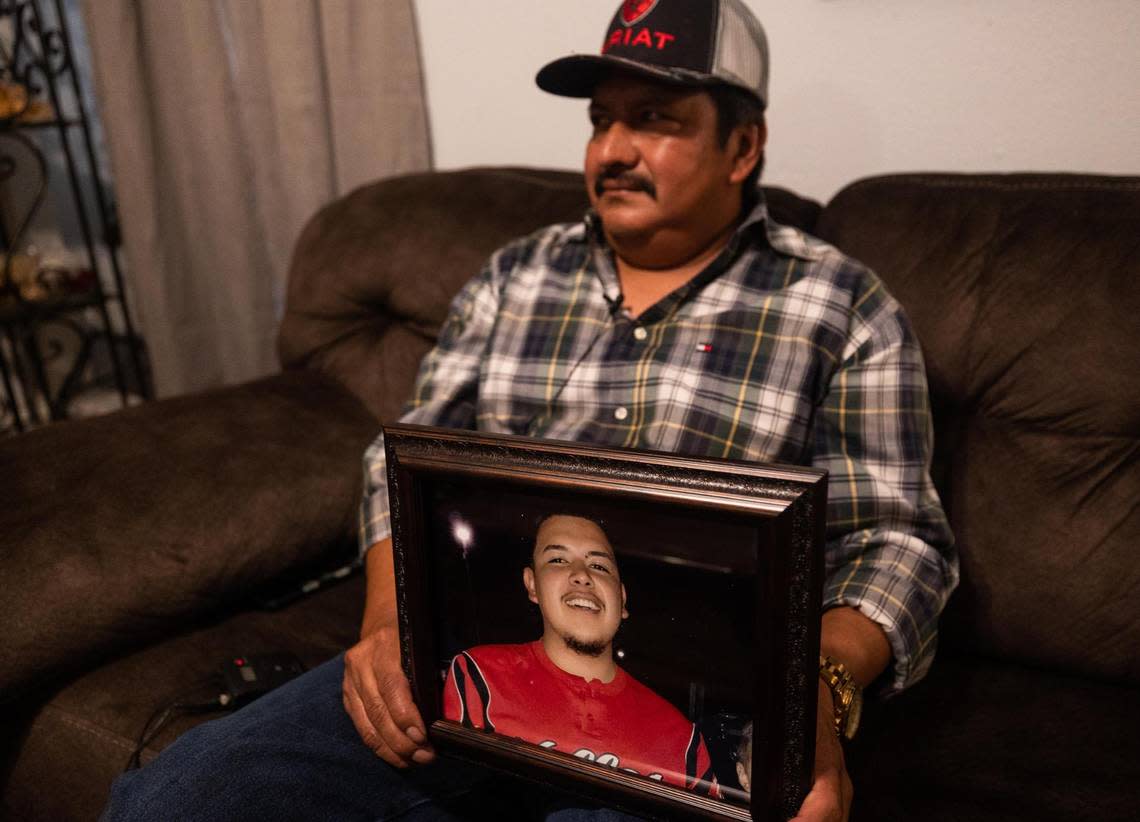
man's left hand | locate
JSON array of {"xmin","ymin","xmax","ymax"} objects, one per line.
[{"xmin": 791, "ymin": 681, "xmax": 853, "ymax": 822}]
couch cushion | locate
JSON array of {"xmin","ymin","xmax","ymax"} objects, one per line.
[
  {"xmin": 1, "ymin": 573, "xmax": 365, "ymax": 822},
  {"xmin": 278, "ymin": 167, "xmax": 822, "ymax": 423},
  {"xmin": 848, "ymin": 653, "xmax": 1139, "ymax": 822},
  {"xmin": 815, "ymin": 174, "xmax": 1140, "ymax": 684},
  {"xmin": 0, "ymin": 371, "xmax": 378, "ymax": 702}
]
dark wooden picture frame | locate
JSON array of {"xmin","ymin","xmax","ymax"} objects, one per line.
[{"xmin": 386, "ymin": 423, "xmax": 826, "ymax": 821}]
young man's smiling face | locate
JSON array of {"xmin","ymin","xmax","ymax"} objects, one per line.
[{"xmin": 524, "ymin": 515, "xmax": 628, "ymax": 658}]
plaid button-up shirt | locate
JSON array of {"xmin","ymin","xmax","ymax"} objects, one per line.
[{"xmin": 360, "ymin": 196, "xmax": 957, "ymax": 694}]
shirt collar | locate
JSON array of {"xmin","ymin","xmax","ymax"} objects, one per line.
[{"xmin": 735, "ymin": 191, "xmax": 823, "ymax": 263}]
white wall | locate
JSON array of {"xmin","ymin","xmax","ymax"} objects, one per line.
[{"xmin": 415, "ymin": 0, "xmax": 1140, "ymax": 202}]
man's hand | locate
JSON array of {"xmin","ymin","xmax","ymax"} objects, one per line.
[
  {"xmin": 342, "ymin": 537, "xmax": 435, "ymax": 768},
  {"xmin": 343, "ymin": 625, "xmax": 435, "ymax": 768},
  {"xmin": 790, "ymin": 681, "xmax": 852, "ymax": 822},
  {"xmin": 791, "ymin": 605, "xmax": 890, "ymax": 821}
]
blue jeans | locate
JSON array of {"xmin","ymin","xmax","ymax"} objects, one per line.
[{"xmin": 102, "ymin": 655, "xmax": 642, "ymax": 821}]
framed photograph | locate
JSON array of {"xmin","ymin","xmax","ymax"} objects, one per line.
[{"xmin": 386, "ymin": 423, "xmax": 826, "ymax": 821}]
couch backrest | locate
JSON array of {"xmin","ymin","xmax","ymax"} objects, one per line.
[
  {"xmin": 815, "ymin": 174, "xmax": 1140, "ymax": 685},
  {"xmin": 279, "ymin": 168, "xmax": 589, "ymax": 422},
  {"xmin": 279, "ymin": 166, "xmax": 821, "ymax": 422}
]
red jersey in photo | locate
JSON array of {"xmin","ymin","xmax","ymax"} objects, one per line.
[{"xmin": 443, "ymin": 640, "xmax": 718, "ymax": 796}]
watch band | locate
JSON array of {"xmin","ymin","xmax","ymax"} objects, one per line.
[{"xmin": 819, "ymin": 654, "xmax": 863, "ymax": 741}]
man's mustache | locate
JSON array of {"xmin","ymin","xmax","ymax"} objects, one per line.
[{"xmin": 594, "ymin": 170, "xmax": 656, "ymax": 199}]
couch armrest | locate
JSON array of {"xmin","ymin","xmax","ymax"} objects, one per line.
[{"xmin": 0, "ymin": 371, "xmax": 379, "ymax": 701}]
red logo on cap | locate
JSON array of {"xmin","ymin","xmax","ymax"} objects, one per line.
[{"xmin": 621, "ymin": 0, "xmax": 660, "ymax": 27}]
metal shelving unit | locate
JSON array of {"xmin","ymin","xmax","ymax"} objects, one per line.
[{"xmin": 0, "ymin": 0, "xmax": 149, "ymax": 434}]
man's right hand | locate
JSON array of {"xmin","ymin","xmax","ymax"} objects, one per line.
[{"xmin": 342, "ymin": 538, "xmax": 435, "ymax": 768}]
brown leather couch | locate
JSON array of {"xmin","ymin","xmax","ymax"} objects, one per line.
[{"xmin": 2, "ymin": 168, "xmax": 1137, "ymax": 821}]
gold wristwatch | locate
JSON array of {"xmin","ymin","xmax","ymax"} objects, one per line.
[{"xmin": 819, "ymin": 655, "xmax": 863, "ymax": 740}]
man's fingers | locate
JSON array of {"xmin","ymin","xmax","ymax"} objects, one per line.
[
  {"xmin": 344, "ymin": 658, "xmax": 419, "ymax": 763},
  {"xmin": 375, "ymin": 668, "xmax": 430, "ymax": 747},
  {"xmin": 342, "ymin": 635, "xmax": 434, "ymax": 766},
  {"xmin": 360, "ymin": 676, "xmax": 432, "ymax": 763},
  {"xmin": 342, "ymin": 685, "xmax": 406, "ymax": 768}
]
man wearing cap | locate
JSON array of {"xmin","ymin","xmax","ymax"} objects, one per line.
[{"xmin": 104, "ymin": 2, "xmax": 955, "ymax": 820}]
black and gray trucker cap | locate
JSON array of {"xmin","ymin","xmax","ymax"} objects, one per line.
[{"xmin": 536, "ymin": 0, "xmax": 769, "ymax": 109}]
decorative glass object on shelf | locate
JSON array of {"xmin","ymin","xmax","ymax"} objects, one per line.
[{"xmin": 1, "ymin": 0, "xmax": 151, "ymax": 436}]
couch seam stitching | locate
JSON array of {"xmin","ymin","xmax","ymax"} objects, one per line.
[
  {"xmin": 40, "ymin": 705, "xmax": 139, "ymax": 754},
  {"xmin": 837, "ymin": 176, "xmax": 1140, "ymax": 195}
]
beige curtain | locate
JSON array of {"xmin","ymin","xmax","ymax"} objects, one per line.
[{"xmin": 81, "ymin": 0, "xmax": 432, "ymax": 397}]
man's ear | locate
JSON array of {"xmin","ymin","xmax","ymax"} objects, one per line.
[
  {"xmin": 735, "ymin": 759, "xmax": 751, "ymax": 794},
  {"xmin": 523, "ymin": 566, "xmax": 538, "ymax": 605},
  {"xmin": 728, "ymin": 121, "xmax": 766, "ymax": 185},
  {"xmin": 621, "ymin": 583, "xmax": 629, "ymax": 620}
]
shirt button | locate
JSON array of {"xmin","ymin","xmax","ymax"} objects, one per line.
[
  {"xmin": 613, "ymin": 406, "xmax": 629, "ymax": 421},
  {"xmin": 633, "ymin": 326, "xmax": 648, "ymax": 341}
]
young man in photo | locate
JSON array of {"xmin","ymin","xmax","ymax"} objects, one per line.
[
  {"xmin": 104, "ymin": 2, "xmax": 955, "ymax": 820},
  {"xmin": 444, "ymin": 514, "xmax": 718, "ymax": 794}
]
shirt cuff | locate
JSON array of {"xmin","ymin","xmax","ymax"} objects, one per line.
[
  {"xmin": 358, "ymin": 429, "xmax": 392, "ymax": 557},
  {"xmin": 822, "ymin": 532, "xmax": 953, "ymax": 697}
]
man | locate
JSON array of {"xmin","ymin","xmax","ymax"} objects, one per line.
[
  {"xmin": 349, "ymin": 3, "xmax": 954, "ymax": 819},
  {"xmin": 444, "ymin": 514, "xmax": 718, "ymax": 794},
  {"xmin": 105, "ymin": 2, "xmax": 955, "ymax": 820}
]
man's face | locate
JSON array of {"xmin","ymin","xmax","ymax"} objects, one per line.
[
  {"xmin": 584, "ymin": 73, "xmax": 744, "ymax": 248},
  {"xmin": 524, "ymin": 515, "xmax": 628, "ymax": 656}
]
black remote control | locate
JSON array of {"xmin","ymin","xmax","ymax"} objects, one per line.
[{"xmin": 219, "ymin": 654, "xmax": 306, "ymax": 707}]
